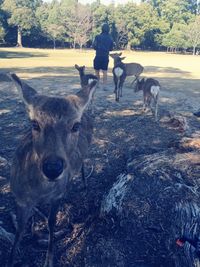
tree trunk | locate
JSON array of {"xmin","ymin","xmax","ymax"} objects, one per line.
[
  {"xmin": 53, "ymin": 38, "xmax": 56, "ymax": 50},
  {"xmin": 193, "ymin": 46, "xmax": 196, "ymax": 55},
  {"xmin": 17, "ymin": 26, "xmax": 23, "ymax": 47}
]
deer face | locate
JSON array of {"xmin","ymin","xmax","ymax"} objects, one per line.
[
  {"xmin": 110, "ymin": 53, "xmax": 126, "ymax": 66},
  {"xmin": 134, "ymin": 78, "xmax": 145, "ymax": 92},
  {"xmin": 10, "ymin": 73, "xmax": 97, "ymax": 182}
]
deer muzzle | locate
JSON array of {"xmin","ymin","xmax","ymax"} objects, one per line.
[{"xmin": 42, "ymin": 156, "xmax": 64, "ymax": 181}]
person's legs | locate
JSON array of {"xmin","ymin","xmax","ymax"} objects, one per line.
[
  {"xmin": 95, "ymin": 70, "xmax": 100, "ymax": 80},
  {"xmin": 94, "ymin": 56, "xmax": 100, "ymax": 87},
  {"xmin": 102, "ymin": 70, "xmax": 108, "ymax": 90},
  {"xmin": 102, "ymin": 57, "xmax": 109, "ymax": 90}
]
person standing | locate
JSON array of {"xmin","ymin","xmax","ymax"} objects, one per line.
[{"xmin": 93, "ymin": 23, "xmax": 113, "ymax": 90}]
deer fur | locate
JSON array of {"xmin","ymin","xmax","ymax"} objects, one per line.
[
  {"xmin": 111, "ymin": 57, "xmax": 127, "ymax": 102},
  {"xmin": 135, "ymin": 77, "xmax": 160, "ymax": 121},
  {"xmin": 7, "ymin": 73, "xmax": 97, "ymax": 267},
  {"xmin": 75, "ymin": 64, "xmax": 98, "ymax": 87},
  {"xmin": 75, "ymin": 64, "xmax": 98, "ymax": 112},
  {"xmin": 110, "ymin": 52, "xmax": 144, "ymax": 86}
]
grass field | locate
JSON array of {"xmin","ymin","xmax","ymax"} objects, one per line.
[{"xmin": 0, "ymin": 47, "xmax": 200, "ymax": 79}]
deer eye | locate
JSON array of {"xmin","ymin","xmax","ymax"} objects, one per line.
[
  {"xmin": 31, "ymin": 120, "xmax": 40, "ymax": 132},
  {"xmin": 71, "ymin": 122, "xmax": 81, "ymax": 133}
]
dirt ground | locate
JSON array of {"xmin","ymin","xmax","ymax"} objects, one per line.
[{"xmin": 0, "ymin": 48, "xmax": 200, "ymax": 267}]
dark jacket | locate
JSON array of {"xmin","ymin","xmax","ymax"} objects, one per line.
[{"xmin": 93, "ymin": 33, "xmax": 113, "ymax": 58}]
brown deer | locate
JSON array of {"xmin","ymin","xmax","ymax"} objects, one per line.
[
  {"xmin": 7, "ymin": 73, "xmax": 97, "ymax": 267},
  {"xmin": 75, "ymin": 64, "xmax": 98, "ymax": 112},
  {"xmin": 135, "ymin": 77, "xmax": 160, "ymax": 121},
  {"xmin": 74, "ymin": 64, "xmax": 98, "ymax": 88},
  {"xmin": 111, "ymin": 56, "xmax": 127, "ymax": 101},
  {"xmin": 110, "ymin": 52, "xmax": 144, "ymax": 86}
]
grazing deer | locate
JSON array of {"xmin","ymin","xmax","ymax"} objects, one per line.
[
  {"xmin": 135, "ymin": 78, "xmax": 160, "ymax": 121},
  {"xmin": 75, "ymin": 64, "xmax": 98, "ymax": 112},
  {"xmin": 7, "ymin": 73, "xmax": 97, "ymax": 267},
  {"xmin": 110, "ymin": 52, "xmax": 143, "ymax": 86}
]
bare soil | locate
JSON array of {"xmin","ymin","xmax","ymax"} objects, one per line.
[{"xmin": 0, "ymin": 49, "xmax": 200, "ymax": 267}]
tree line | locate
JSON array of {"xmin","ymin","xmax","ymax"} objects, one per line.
[{"xmin": 0, "ymin": 0, "xmax": 200, "ymax": 54}]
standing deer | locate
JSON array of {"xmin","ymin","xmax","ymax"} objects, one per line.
[
  {"xmin": 7, "ymin": 73, "xmax": 97, "ymax": 267},
  {"xmin": 135, "ymin": 77, "xmax": 160, "ymax": 121},
  {"xmin": 75, "ymin": 64, "xmax": 98, "ymax": 112},
  {"xmin": 110, "ymin": 52, "xmax": 143, "ymax": 82},
  {"xmin": 111, "ymin": 56, "xmax": 127, "ymax": 102},
  {"xmin": 110, "ymin": 52, "xmax": 143, "ymax": 102},
  {"xmin": 75, "ymin": 64, "xmax": 98, "ymax": 88}
]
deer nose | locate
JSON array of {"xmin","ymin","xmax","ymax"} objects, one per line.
[{"xmin": 42, "ymin": 156, "xmax": 64, "ymax": 180}]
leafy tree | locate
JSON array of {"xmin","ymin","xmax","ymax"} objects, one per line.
[
  {"xmin": 159, "ymin": 0, "xmax": 193, "ymax": 26},
  {"xmin": 2, "ymin": 0, "xmax": 41, "ymax": 47},
  {"xmin": 186, "ymin": 16, "xmax": 200, "ymax": 54},
  {"xmin": 0, "ymin": 5, "xmax": 6, "ymax": 43},
  {"xmin": 114, "ymin": 5, "xmax": 129, "ymax": 49},
  {"xmin": 0, "ymin": 24, "xmax": 5, "ymax": 43},
  {"xmin": 60, "ymin": 2, "xmax": 92, "ymax": 48},
  {"xmin": 36, "ymin": 1, "xmax": 65, "ymax": 49},
  {"xmin": 162, "ymin": 23, "xmax": 188, "ymax": 52}
]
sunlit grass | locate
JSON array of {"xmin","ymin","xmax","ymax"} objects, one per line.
[{"xmin": 0, "ymin": 47, "xmax": 200, "ymax": 80}]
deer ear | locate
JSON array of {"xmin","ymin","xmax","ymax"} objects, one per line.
[
  {"xmin": 76, "ymin": 80, "xmax": 97, "ymax": 115},
  {"xmin": 75, "ymin": 64, "xmax": 79, "ymax": 70},
  {"xmin": 120, "ymin": 57, "xmax": 126, "ymax": 60},
  {"xmin": 10, "ymin": 73, "xmax": 37, "ymax": 105},
  {"xmin": 118, "ymin": 52, "xmax": 122, "ymax": 56}
]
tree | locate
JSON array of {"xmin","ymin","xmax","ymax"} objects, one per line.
[
  {"xmin": 159, "ymin": 0, "xmax": 193, "ymax": 26},
  {"xmin": 2, "ymin": 0, "xmax": 40, "ymax": 47},
  {"xmin": 0, "ymin": 24, "xmax": 5, "ymax": 43},
  {"xmin": 36, "ymin": 1, "xmax": 65, "ymax": 49},
  {"xmin": 61, "ymin": 3, "xmax": 92, "ymax": 48},
  {"xmin": 0, "ymin": 5, "xmax": 6, "ymax": 43},
  {"xmin": 114, "ymin": 5, "xmax": 129, "ymax": 49},
  {"xmin": 162, "ymin": 23, "xmax": 188, "ymax": 52},
  {"xmin": 186, "ymin": 16, "xmax": 200, "ymax": 55}
]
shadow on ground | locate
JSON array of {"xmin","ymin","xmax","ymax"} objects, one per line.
[{"xmin": 0, "ymin": 67, "xmax": 200, "ymax": 267}]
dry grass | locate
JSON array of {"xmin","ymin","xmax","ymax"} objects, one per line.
[{"xmin": 0, "ymin": 47, "xmax": 200, "ymax": 79}]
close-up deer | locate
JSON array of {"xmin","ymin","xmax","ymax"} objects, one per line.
[
  {"xmin": 135, "ymin": 77, "xmax": 160, "ymax": 121},
  {"xmin": 7, "ymin": 73, "xmax": 97, "ymax": 267}
]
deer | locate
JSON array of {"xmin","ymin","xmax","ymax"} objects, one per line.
[
  {"xmin": 110, "ymin": 52, "xmax": 144, "ymax": 88},
  {"xmin": 111, "ymin": 56, "xmax": 127, "ymax": 102},
  {"xmin": 75, "ymin": 64, "xmax": 98, "ymax": 88},
  {"xmin": 7, "ymin": 73, "xmax": 97, "ymax": 267},
  {"xmin": 75, "ymin": 64, "xmax": 98, "ymax": 112},
  {"xmin": 135, "ymin": 77, "xmax": 160, "ymax": 121}
]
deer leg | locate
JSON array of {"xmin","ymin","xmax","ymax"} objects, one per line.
[
  {"xmin": 130, "ymin": 76, "xmax": 137, "ymax": 87},
  {"xmin": 119, "ymin": 80, "xmax": 124, "ymax": 97},
  {"xmin": 7, "ymin": 205, "xmax": 32, "ymax": 267},
  {"xmin": 116, "ymin": 88, "xmax": 119, "ymax": 102},
  {"xmin": 113, "ymin": 76, "xmax": 117, "ymax": 93},
  {"xmin": 154, "ymin": 96, "xmax": 159, "ymax": 121},
  {"xmin": 143, "ymin": 96, "xmax": 147, "ymax": 112},
  {"xmin": 44, "ymin": 201, "xmax": 60, "ymax": 267}
]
